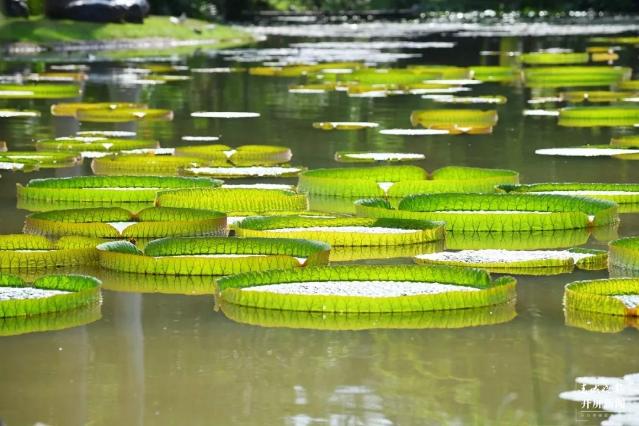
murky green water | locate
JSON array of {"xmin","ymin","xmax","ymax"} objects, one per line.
[{"xmin": 0, "ymin": 28, "xmax": 638, "ymax": 426}]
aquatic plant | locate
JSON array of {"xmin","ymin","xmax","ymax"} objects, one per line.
[
  {"xmin": 498, "ymin": 182, "xmax": 639, "ymax": 204},
  {"xmin": 97, "ymin": 237, "xmax": 329, "ymax": 275},
  {"xmin": 312, "ymin": 122, "xmax": 379, "ymax": 130},
  {"xmin": 298, "ymin": 165, "xmax": 518, "ymax": 197},
  {"xmin": 415, "ymin": 248, "xmax": 607, "ymax": 275},
  {"xmin": 409, "ymin": 109, "xmax": 498, "ymax": 134},
  {"xmin": 0, "ymin": 302, "xmax": 101, "ymax": 336},
  {"xmin": 175, "ymin": 144, "xmax": 292, "ymax": 166},
  {"xmin": 558, "ymin": 106, "xmax": 639, "ymax": 127},
  {"xmin": 91, "ymin": 155, "xmax": 203, "ymax": 176},
  {"xmin": 24, "ymin": 206, "xmax": 227, "ymax": 238},
  {"xmin": 0, "ymin": 234, "xmax": 100, "ymax": 270},
  {"xmin": 334, "ymin": 152, "xmax": 425, "ymax": 163},
  {"xmin": 609, "ymin": 237, "xmax": 639, "ymax": 270},
  {"xmin": 17, "ymin": 175, "xmax": 222, "ymax": 204},
  {"xmin": 355, "ymin": 193, "xmax": 618, "ymax": 231},
  {"xmin": 0, "ymin": 273, "xmax": 101, "ymax": 318},
  {"xmin": 0, "ymin": 109, "xmax": 40, "ymax": 118},
  {"xmin": 98, "ymin": 269, "xmax": 216, "ymax": 295},
  {"xmin": 564, "ymin": 278, "xmax": 639, "ymax": 316},
  {"xmin": 235, "ymin": 216, "xmax": 445, "ymax": 246},
  {"xmin": 429, "ymin": 95, "xmax": 507, "ymax": 105},
  {"xmin": 610, "ymin": 135, "xmax": 639, "ymax": 148},
  {"xmin": 520, "ymin": 52, "xmax": 589, "ymax": 65},
  {"xmin": 50, "ymin": 102, "xmax": 147, "ymax": 117},
  {"xmin": 155, "ymin": 188, "xmax": 308, "ymax": 215},
  {"xmin": 445, "ymin": 229, "xmax": 592, "ymax": 251},
  {"xmin": 523, "ymin": 66, "xmax": 631, "ymax": 88},
  {"xmin": 0, "ymin": 152, "xmax": 82, "ymax": 170},
  {"xmin": 0, "ymin": 84, "xmax": 81, "ymax": 99},
  {"xmin": 35, "ymin": 137, "xmax": 159, "ymax": 155},
  {"xmin": 560, "ymin": 91, "xmax": 633, "ymax": 103},
  {"xmin": 469, "ymin": 66, "xmax": 518, "ymax": 83},
  {"xmin": 182, "ymin": 165, "xmax": 305, "ymax": 179},
  {"xmin": 75, "ymin": 108, "xmax": 173, "ymax": 123},
  {"xmin": 220, "ymin": 300, "xmax": 516, "ymax": 330},
  {"xmin": 218, "ymin": 264, "xmax": 516, "ymax": 313}
]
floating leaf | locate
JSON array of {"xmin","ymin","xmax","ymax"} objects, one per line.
[
  {"xmin": 415, "ymin": 248, "xmax": 606, "ymax": 275},
  {"xmin": 609, "ymin": 237, "xmax": 639, "ymax": 270},
  {"xmin": 558, "ymin": 106, "xmax": 639, "ymax": 127},
  {"xmin": 51, "ymin": 102, "xmax": 147, "ymax": 117},
  {"xmin": 24, "ymin": 206, "xmax": 227, "ymax": 239},
  {"xmin": 410, "ymin": 109, "xmax": 497, "ymax": 134},
  {"xmin": 0, "ymin": 235, "xmax": 100, "ymax": 270},
  {"xmin": 312, "ymin": 122, "xmax": 379, "ymax": 130},
  {"xmin": 76, "ymin": 108, "xmax": 173, "ymax": 123},
  {"xmin": 97, "ymin": 237, "xmax": 329, "ymax": 275},
  {"xmin": 0, "ymin": 274, "xmax": 101, "ymax": 318},
  {"xmin": 0, "ymin": 151, "xmax": 82, "ymax": 170},
  {"xmin": 498, "ymin": 182, "xmax": 639, "ymax": 204},
  {"xmin": 91, "ymin": 155, "xmax": 203, "ymax": 176},
  {"xmin": 0, "ymin": 302, "xmax": 100, "ymax": 336},
  {"xmin": 218, "ymin": 265, "xmax": 516, "ymax": 313},
  {"xmin": 355, "ymin": 193, "xmax": 618, "ymax": 231},
  {"xmin": 560, "ymin": 91, "xmax": 633, "ymax": 103},
  {"xmin": 445, "ymin": 229, "xmax": 592, "ymax": 251},
  {"xmin": 335, "ymin": 151, "xmax": 425, "ymax": 163},
  {"xmin": 611, "ymin": 135, "xmax": 639, "ymax": 148},
  {"xmin": 36, "ymin": 137, "xmax": 159, "ymax": 157},
  {"xmin": 182, "ymin": 165, "xmax": 305, "ymax": 178},
  {"xmin": 469, "ymin": 66, "xmax": 518, "ymax": 83},
  {"xmin": 521, "ymin": 52, "xmax": 589, "ymax": 65},
  {"xmin": 175, "ymin": 144, "xmax": 291, "ymax": 166},
  {"xmin": 564, "ymin": 278, "xmax": 639, "ymax": 317},
  {"xmin": 236, "ymin": 216, "xmax": 444, "ymax": 246},
  {"xmin": 18, "ymin": 175, "xmax": 222, "ymax": 205},
  {"xmin": 0, "ymin": 109, "xmax": 40, "ymax": 118},
  {"xmin": 0, "ymin": 84, "xmax": 81, "ymax": 99}
]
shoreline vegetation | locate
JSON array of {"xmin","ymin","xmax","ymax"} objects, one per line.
[{"xmin": 0, "ymin": 16, "xmax": 255, "ymax": 50}]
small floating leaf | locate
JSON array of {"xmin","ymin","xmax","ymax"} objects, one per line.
[
  {"xmin": 335, "ymin": 151, "xmax": 425, "ymax": 163},
  {"xmin": 521, "ymin": 52, "xmax": 589, "ymax": 65},
  {"xmin": 51, "ymin": 102, "xmax": 147, "ymax": 117},
  {"xmin": 76, "ymin": 108, "xmax": 173, "ymax": 123},
  {"xmin": 312, "ymin": 122, "xmax": 379, "ymax": 130},
  {"xmin": 0, "ymin": 84, "xmax": 81, "ymax": 99}
]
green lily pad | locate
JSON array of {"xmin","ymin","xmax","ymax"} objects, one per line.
[
  {"xmin": 91, "ymin": 155, "xmax": 203, "ymax": 176},
  {"xmin": 0, "ymin": 234, "xmax": 100, "ymax": 270},
  {"xmin": 51, "ymin": 102, "xmax": 147, "ymax": 117},
  {"xmin": 76, "ymin": 108, "xmax": 173, "ymax": 123},
  {"xmin": 521, "ymin": 52, "xmax": 589, "ymax": 65},
  {"xmin": 0, "ymin": 84, "xmax": 81, "ymax": 99},
  {"xmin": 609, "ymin": 237, "xmax": 639, "ymax": 270},
  {"xmin": 335, "ymin": 151, "xmax": 425, "ymax": 163},
  {"xmin": 410, "ymin": 109, "xmax": 498, "ymax": 134},
  {"xmin": 174, "ymin": 144, "xmax": 291, "ymax": 166},
  {"xmin": 498, "ymin": 182, "xmax": 639, "ymax": 204},
  {"xmin": 558, "ymin": 106, "xmax": 639, "ymax": 127},
  {"xmin": 36, "ymin": 137, "xmax": 160, "ymax": 157},
  {"xmin": 523, "ymin": 66, "xmax": 631, "ymax": 88},
  {"xmin": 97, "ymin": 237, "xmax": 330, "ymax": 275},
  {"xmin": 564, "ymin": 278, "xmax": 639, "ymax": 317},
  {"xmin": 218, "ymin": 264, "xmax": 516, "ymax": 313},
  {"xmin": 0, "ymin": 152, "xmax": 82, "ymax": 170}
]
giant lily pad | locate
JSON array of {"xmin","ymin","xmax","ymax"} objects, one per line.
[
  {"xmin": 91, "ymin": 155, "xmax": 203, "ymax": 176},
  {"xmin": 96, "ymin": 237, "xmax": 329, "ymax": 275},
  {"xmin": 609, "ymin": 237, "xmax": 639, "ymax": 270},
  {"xmin": 0, "ymin": 301, "xmax": 100, "ymax": 336},
  {"xmin": 218, "ymin": 265, "xmax": 516, "ymax": 313},
  {"xmin": 469, "ymin": 66, "xmax": 518, "ymax": 83},
  {"xmin": 498, "ymin": 182, "xmax": 639, "ymax": 204},
  {"xmin": 410, "ymin": 109, "xmax": 498, "ymax": 134},
  {"xmin": 558, "ymin": 106, "xmax": 639, "ymax": 127},
  {"xmin": 298, "ymin": 165, "xmax": 518, "ymax": 198},
  {"xmin": 76, "ymin": 108, "xmax": 173, "ymax": 123},
  {"xmin": 235, "ymin": 216, "xmax": 445, "ymax": 246},
  {"xmin": 182, "ymin": 165, "xmax": 305, "ymax": 179},
  {"xmin": 564, "ymin": 278, "xmax": 639, "ymax": 317},
  {"xmin": 415, "ymin": 248, "xmax": 607, "ymax": 275},
  {"xmin": 610, "ymin": 135, "xmax": 639, "ymax": 148},
  {"xmin": 523, "ymin": 66, "xmax": 631, "ymax": 88},
  {"xmin": 175, "ymin": 144, "xmax": 292, "ymax": 166},
  {"xmin": 521, "ymin": 52, "xmax": 589, "ymax": 65},
  {"xmin": 0, "ymin": 84, "xmax": 81, "ymax": 99},
  {"xmin": 0, "ymin": 234, "xmax": 100, "ymax": 270},
  {"xmin": 24, "ymin": 207, "xmax": 227, "ymax": 239},
  {"xmin": 155, "ymin": 188, "xmax": 308, "ymax": 216},
  {"xmin": 355, "ymin": 193, "xmax": 618, "ymax": 231},
  {"xmin": 335, "ymin": 151, "xmax": 425, "ymax": 163},
  {"xmin": 445, "ymin": 229, "xmax": 593, "ymax": 251},
  {"xmin": 36, "ymin": 137, "xmax": 160, "ymax": 158},
  {"xmin": 17, "ymin": 175, "xmax": 222, "ymax": 205},
  {"xmin": 50, "ymin": 102, "xmax": 147, "ymax": 117},
  {"xmin": 0, "ymin": 152, "xmax": 82, "ymax": 170},
  {"xmin": 0, "ymin": 273, "xmax": 100, "ymax": 318}
]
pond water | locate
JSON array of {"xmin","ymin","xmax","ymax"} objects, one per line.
[{"xmin": 1, "ymin": 22, "xmax": 639, "ymax": 426}]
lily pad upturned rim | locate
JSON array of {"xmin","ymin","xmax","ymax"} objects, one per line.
[
  {"xmin": 24, "ymin": 206, "xmax": 228, "ymax": 238},
  {"xmin": 0, "ymin": 151, "xmax": 83, "ymax": 170},
  {"xmin": 50, "ymin": 102, "xmax": 147, "ymax": 117},
  {"xmin": 174, "ymin": 144, "xmax": 292, "ymax": 166},
  {"xmin": 0, "ymin": 234, "xmax": 101, "ymax": 270},
  {"xmin": 155, "ymin": 187, "xmax": 309, "ymax": 214},
  {"xmin": 218, "ymin": 264, "xmax": 517, "ymax": 313},
  {"xmin": 497, "ymin": 182, "xmax": 639, "ymax": 204},
  {"xmin": 0, "ymin": 273, "xmax": 101, "ymax": 318},
  {"xmin": 0, "ymin": 83, "xmax": 81, "ymax": 99},
  {"xmin": 75, "ymin": 108, "xmax": 174, "ymax": 123},
  {"xmin": 35, "ymin": 137, "xmax": 160, "ymax": 153},
  {"xmin": 564, "ymin": 277, "xmax": 639, "ymax": 317},
  {"xmin": 96, "ymin": 236, "xmax": 330, "ymax": 275},
  {"xmin": 91, "ymin": 155, "xmax": 203, "ymax": 176},
  {"xmin": 235, "ymin": 216, "xmax": 445, "ymax": 246},
  {"xmin": 17, "ymin": 175, "xmax": 223, "ymax": 203},
  {"xmin": 609, "ymin": 236, "xmax": 639, "ymax": 270},
  {"xmin": 355, "ymin": 193, "xmax": 618, "ymax": 231},
  {"xmin": 334, "ymin": 151, "xmax": 425, "ymax": 163}
]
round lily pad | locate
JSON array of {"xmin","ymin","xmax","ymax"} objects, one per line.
[
  {"xmin": 76, "ymin": 108, "xmax": 173, "ymax": 123},
  {"xmin": 0, "ymin": 301, "xmax": 100, "ymax": 337},
  {"xmin": 218, "ymin": 265, "xmax": 517, "ymax": 313},
  {"xmin": 355, "ymin": 193, "xmax": 618, "ymax": 231},
  {"xmin": 0, "ymin": 234, "xmax": 100, "ymax": 270},
  {"xmin": 298, "ymin": 165, "xmax": 518, "ymax": 198},
  {"xmin": 521, "ymin": 52, "xmax": 589, "ymax": 65},
  {"xmin": 17, "ymin": 175, "xmax": 222, "ymax": 204},
  {"xmin": 97, "ymin": 237, "xmax": 330, "ymax": 275},
  {"xmin": 182, "ymin": 165, "xmax": 305, "ymax": 179},
  {"xmin": 0, "ymin": 273, "xmax": 101, "ymax": 318},
  {"xmin": 410, "ymin": 109, "xmax": 498, "ymax": 134},
  {"xmin": 609, "ymin": 237, "xmax": 639, "ymax": 270},
  {"xmin": 415, "ymin": 248, "xmax": 607, "ymax": 275},
  {"xmin": 558, "ymin": 106, "xmax": 639, "ymax": 127},
  {"xmin": 236, "ymin": 216, "xmax": 445, "ymax": 246},
  {"xmin": 564, "ymin": 278, "xmax": 639, "ymax": 317},
  {"xmin": 0, "ymin": 152, "xmax": 82, "ymax": 170},
  {"xmin": 155, "ymin": 188, "xmax": 308, "ymax": 216},
  {"xmin": 610, "ymin": 135, "xmax": 639, "ymax": 148},
  {"xmin": 335, "ymin": 151, "xmax": 425, "ymax": 163},
  {"xmin": 24, "ymin": 207, "xmax": 227, "ymax": 239},
  {"xmin": 0, "ymin": 84, "xmax": 81, "ymax": 99},
  {"xmin": 91, "ymin": 155, "xmax": 203, "ymax": 176},
  {"xmin": 523, "ymin": 66, "xmax": 631, "ymax": 88},
  {"xmin": 36, "ymin": 137, "xmax": 159, "ymax": 157},
  {"xmin": 50, "ymin": 102, "xmax": 147, "ymax": 117},
  {"xmin": 312, "ymin": 122, "xmax": 379, "ymax": 130},
  {"xmin": 498, "ymin": 182, "xmax": 639, "ymax": 204},
  {"xmin": 175, "ymin": 144, "xmax": 291, "ymax": 166}
]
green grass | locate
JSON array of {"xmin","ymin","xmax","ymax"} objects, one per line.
[{"xmin": 0, "ymin": 16, "xmax": 253, "ymax": 44}]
